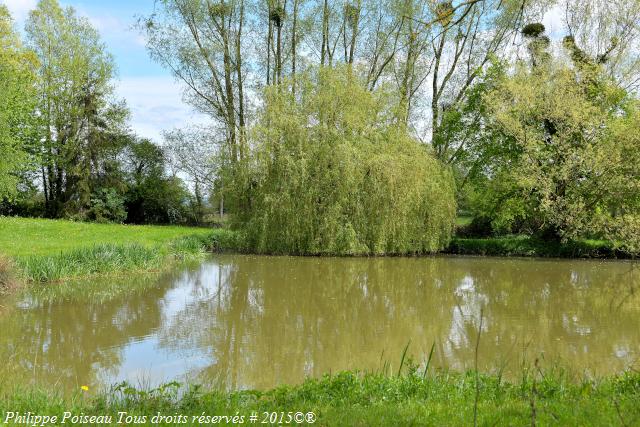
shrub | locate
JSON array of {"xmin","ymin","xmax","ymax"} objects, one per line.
[{"xmin": 88, "ymin": 188, "xmax": 127, "ymax": 223}]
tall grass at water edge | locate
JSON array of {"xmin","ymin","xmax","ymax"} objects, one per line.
[{"xmin": 11, "ymin": 229, "xmax": 241, "ymax": 283}]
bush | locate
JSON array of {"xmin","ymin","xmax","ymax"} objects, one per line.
[
  {"xmin": 88, "ymin": 188, "xmax": 127, "ymax": 223},
  {"xmin": 230, "ymin": 67, "xmax": 456, "ymax": 255},
  {"xmin": 446, "ymin": 236, "xmax": 628, "ymax": 258}
]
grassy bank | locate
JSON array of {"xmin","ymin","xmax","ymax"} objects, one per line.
[
  {"xmin": 0, "ymin": 217, "xmax": 239, "ymax": 283},
  {"xmin": 446, "ymin": 235, "xmax": 632, "ymax": 259},
  {"xmin": 1, "ymin": 369, "xmax": 638, "ymax": 426}
]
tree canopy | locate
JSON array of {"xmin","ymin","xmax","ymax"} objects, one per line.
[
  {"xmin": 232, "ymin": 68, "xmax": 456, "ymax": 255},
  {"xmin": 0, "ymin": 6, "xmax": 37, "ymax": 200}
]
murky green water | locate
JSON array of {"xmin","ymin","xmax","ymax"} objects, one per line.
[{"xmin": 1, "ymin": 255, "xmax": 639, "ymax": 392}]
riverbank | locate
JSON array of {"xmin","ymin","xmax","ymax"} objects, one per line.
[
  {"xmin": 0, "ymin": 217, "xmax": 237, "ymax": 284},
  {"xmin": 446, "ymin": 235, "xmax": 632, "ymax": 259},
  {"xmin": 1, "ymin": 217, "xmax": 635, "ymax": 289},
  {"xmin": 1, "ymin": 369, "xmax": 638, "ymax": 426}
]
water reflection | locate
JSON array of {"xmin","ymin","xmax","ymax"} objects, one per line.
[{"xmin": 1, "ymin": 255, "xmax": 639, "ymax": 392}]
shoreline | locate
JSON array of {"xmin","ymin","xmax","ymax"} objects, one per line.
[
  {"xmin": 446, "ymin": 236, "xmax": 634, "ymax": 259},
  {"xmin": 2, "ymin": 234, "xmax": 635, "ymax": 291},
  {"xmin": 1, "ymin": 217, "xmax": 636, "ymax": 292},
  {"xmin": 0, "ymin": 229, "xmax": 236, "ymax": 289}
]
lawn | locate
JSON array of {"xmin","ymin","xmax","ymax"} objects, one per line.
[
  {"xmin": 0, "ymin": 217, "xmax": 237, "ymax": 283},
  {"xmin": 0, "ymin": 216, "xmax": 213, "ymax": 257}
]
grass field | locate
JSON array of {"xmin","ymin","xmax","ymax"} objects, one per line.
[
  {"xmin": 0, "ymin": 216, "xmax": 213, "ymax": 257},
  {"xmin": 1, "ymin": 369, "xmax": 638, "ymax": 426},
  {"xmin": 0, "ymin": 216, "xmax": 240, "ymax": 283}
]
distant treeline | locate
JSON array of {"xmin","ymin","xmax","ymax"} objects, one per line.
[{"xmin": 0, "ymin": 1, "xmax": 216, "ymax": 225}]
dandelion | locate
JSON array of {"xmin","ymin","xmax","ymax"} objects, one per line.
[{"xmin": 81, "ymin": 385, "xmax": 89, "ymax": 391}]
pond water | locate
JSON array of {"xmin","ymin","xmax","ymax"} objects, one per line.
[{"xmin": 1, "ymin": 255, "xmax": 639, "ymax": 392}]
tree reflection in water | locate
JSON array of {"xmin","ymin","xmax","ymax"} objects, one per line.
[{"xmin": 1, "ymin": 256, "xmax": 638, "ymax": 392}]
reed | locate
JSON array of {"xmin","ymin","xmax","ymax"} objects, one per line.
[{"xmin": 7, "ymin": 229, "xmax": 241, "ymax": 283}]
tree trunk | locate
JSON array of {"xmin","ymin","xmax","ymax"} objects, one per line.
[
  {"xmin": 236, "ymin": 0, "xmax": 246, "ymax": 160},
  {"xmin": 321, "ymin": 0, "xmax": 329, "ymax": 66},
  {"xmin": 221, "ymin": 12, "xmax": 238, "ymax": 162},
  {"xmin": 348, "ymin": 0, "xmax": 361, "ymax": 64},
  {"xmin": 267, "ymin": 1, "xmax": 273, "ymax": 85},
  {"xmin": 291, "ymin": 0, "xmax": 298, "ymax": 94}
]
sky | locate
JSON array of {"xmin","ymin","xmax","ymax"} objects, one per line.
[
  {"xmin": 2, "ymin": 0, "xmax": 566, "ymax": 143},
  {"xmin": 2, "ymin": 0, "xmax": 208, "ymax": 142}
]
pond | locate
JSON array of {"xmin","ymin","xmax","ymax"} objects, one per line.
[{"xmin": 1, "ymin": 255, "xmax": 639, "ymax": 392}]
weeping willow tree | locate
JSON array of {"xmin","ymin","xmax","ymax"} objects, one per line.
[{"xmin": 230, "ymin": 67, "xmax": 456, "ymax": 255}]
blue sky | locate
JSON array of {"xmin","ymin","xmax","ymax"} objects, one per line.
[
  {"xmin": 2, "ymin": 0, "xmax": 208, "ymax": 141},
  {"xmin": 2, "ymin": 0, "xmax": 567, "ymax": 142}
]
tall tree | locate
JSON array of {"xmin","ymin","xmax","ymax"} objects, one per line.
[
  {"xmin": 425, "ymin": 0, "xmax": 530, "ymax": 159},
  {"xmin": 163, "ymin": 126, "xmax": 221, "ymax": 220},
  {"xmin": 466, "ymin": 27, "xmax": 640, "ymax": 248},
  {"xmin": 562, "ymin": 0, "xmax": 640, "ymax": 92},
  {"xmin": 141, "ymin": 0, "xmax": 247, "ymax": 165},
  {"xmin": 0, "ymin": 6, "xmax": 38, "ymax": 200},
  {"xmin": 26, "ymin": 0, "xmax": 128, "ymax": 218}
]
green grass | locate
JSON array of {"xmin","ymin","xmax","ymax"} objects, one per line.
[
  {"xmin": 0, "ymin": 217, "xmax": 242, "ymax": 283},
  {"xmin": 1, "ymin": 369, "xmax": 638, "ymax": 426},
  {"xmin": 446, "ymin": 235, "xmax": 631, "ymax": 259},
  {"xmin": 0, "ymin": 216, "xmax": 213, "ymax": 257}
]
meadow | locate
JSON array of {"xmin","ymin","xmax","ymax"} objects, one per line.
[
  {"xmin": 0, "ymin": 217, "xmax": 237, "ymax": 283},
  {"xmin": 0, "ymin": 217, "xmax": 214, "ymax": 257}
]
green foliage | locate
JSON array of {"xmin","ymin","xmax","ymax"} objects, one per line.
[
  {"xmin": 17, "ymin": 243, "xmax": 165, "ymax": 283},
  {"xmin": 0, "ymin": 6, "xmax": 38, "ymax": 201},
  {"xmin": 2, "ymin": 369, "xmax": 639, "ymax": 426},
  {"xmin": 26, "ymin": 0, "xmax": 129, "ymax": 218},
  {"xmin": 521, "ymin": 22, "xmax": 545, "ymax": 38},
  {"xmin": 123, "ymin": 138, "xmax": 194, "ymax": 224},
  {"xmin": 231, "ymin": 67, "xmax": 456, "ymax": 255},
  {"xmin": 447, "ymin": 46, "xmax": 640, "ymax": 252},
  {"xmin": 88, "ymin": 188, "xmax": 127, "ymax": 223},
  {"xmin": 447, "ymin": 236, "xmax": 628, "ymax": 258},
  {"xmin": 485, "ymin": 60, "xmax": 639, "ymax": 247}
]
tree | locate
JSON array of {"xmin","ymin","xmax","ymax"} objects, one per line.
[
  {"xmin": 232, "ymin": 67, "xmax": 457, "ymax": 255},
  {"xmin": 26, "ymin": 0, "xmax": 128, "ymax": 218},
  {"xmin": 464, "ymin": 26, "xmax": 640, "ymax": 249},
  {"xmin": 123, "ymin": 138, "xmax": 193, "ymax": 224},
  {"xmin": 163, "ymin": 126, "xmax": 221, "ymax": 221},
  {"xmin": 0, "ymin": 6, "xmax": 38, "ymax": 201},
  {"xmin": 141, "ymin": 0, "xmax": 248, "ymax": 165}
]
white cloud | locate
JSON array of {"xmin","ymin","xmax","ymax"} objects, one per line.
[
  {"xmin": 74, "ymin": 6, "xmax": 147, "ymax": 48},
  {"xmin": 115, "ymin": 76, "xmax": 210, "ymax": 142},
  {"xmin": 2, "ymin": 0, "xmax": 37, "ymax": 22}
]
